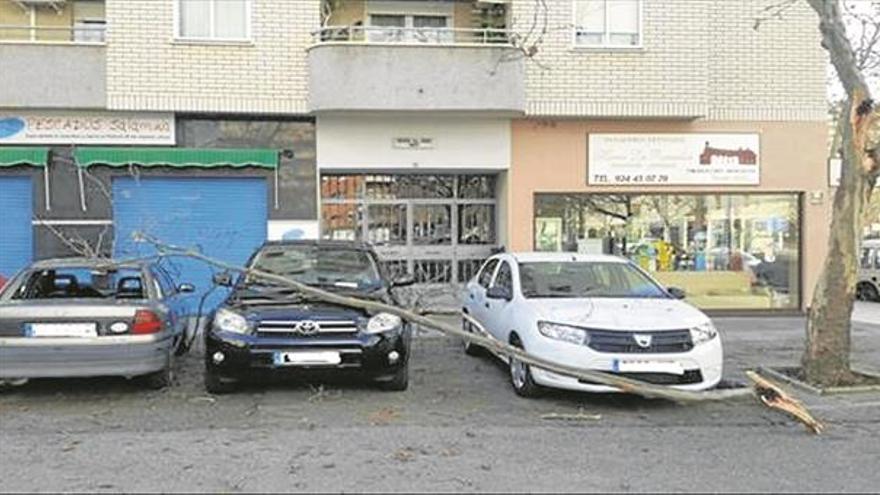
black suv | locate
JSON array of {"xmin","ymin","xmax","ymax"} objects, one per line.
[{"xmin": 204, "ymin": 240, "xmax": 414, "ymax": 393}]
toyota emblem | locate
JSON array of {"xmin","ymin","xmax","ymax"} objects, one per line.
[
  {"xmin": 633, "ymin": 334, "xmax": 653, "ymax": 348},
  {"xmin": 294, "ymin": 320, "xmax": 321, "ymax": 336}
]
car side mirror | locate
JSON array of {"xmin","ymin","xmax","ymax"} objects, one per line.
[
  {"xmin": 667, "ymin": 287, "xmax": 687, "ymax": 300},
  {"xmin": 486, "ymin": 285, "xmax": 512, "ymax": 301},
  {"xmin": 177, "ymin": 283, "xmax": 195, "ymax": 294},
  {"xmin": 391, "ymin": 274, "xmax": 416, "ymax": 288},
  {"xmin": 212, "ymin": 272, "xmax": 233, "ymax": 287}
]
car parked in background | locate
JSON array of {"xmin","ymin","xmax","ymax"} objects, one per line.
[
  {"xmin": 462, "ymin": 252, "xmax": 723, "ymax": 397},
  {"xmin": 0, "ymin": 258, "xmax": 194, "ymax": 389},
  {"xmin": 204, "ymin": 240, "xmax": 415, "ymax": 394},
  {"xmin": 858, "ymin": 239, "xmax": 880, "ymax": 302}
]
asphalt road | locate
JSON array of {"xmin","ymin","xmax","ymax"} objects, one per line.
[{"xmin": 1, "ymin": 316, "xmax": 878, "ymax": 493}]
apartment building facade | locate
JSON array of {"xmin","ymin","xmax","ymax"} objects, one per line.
[{"xmin": 0, "ymin": 0, "xmax": 829, "ymax": 312}]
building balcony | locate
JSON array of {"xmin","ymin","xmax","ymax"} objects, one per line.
[
  {"xmin": 0, "ymin": 0, "xmax": 106, "ymax": 108},
  {"xmin": 307, "ymin": 26, "xmax": 525, "ymax": 113},
  {"xmin": 0, "ymin": 39, "xmax": 106, "ymax": 109}
]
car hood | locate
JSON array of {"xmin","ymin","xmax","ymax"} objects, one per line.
[{"xmin": 529, "ymin": 297, "xmax": 709, "ymax": 331}]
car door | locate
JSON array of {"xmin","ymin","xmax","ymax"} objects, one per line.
[
  {"xmin": 150, "ymin": 266, "xmax": 184, "ymax": 338},
  {"xmin": 483, "ymin": 259, "xmax": 515, "ymax": 343},
  {"xmin": 464, "ymin": 257, "xmax": 499, "ymax": 332}
]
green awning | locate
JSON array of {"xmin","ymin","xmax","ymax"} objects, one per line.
[
  {"xmin": 74, "ymin": 148, "xmax": 278, "ymax": 169},
  {"xmin": 0, "ymin": 147, "xmax": 49, "ymax": 167}
]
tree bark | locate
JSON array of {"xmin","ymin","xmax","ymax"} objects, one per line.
[{"xmin": 800, "ymin": 0, "xmax": 880, "ymax": 386}]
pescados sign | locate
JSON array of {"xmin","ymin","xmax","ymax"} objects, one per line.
[{"xmin": 0, "ymin": 111, "xmax": 175, "ymax": 145}]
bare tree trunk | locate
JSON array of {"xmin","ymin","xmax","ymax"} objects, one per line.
[
  {"xmin": 803, "ymin": 104, "xmax": 873, "ymax": 385},
  {"xmin": 800, "ymin": 0, "xmax": 880, "ymax": 386}
]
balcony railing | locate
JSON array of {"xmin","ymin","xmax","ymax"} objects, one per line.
[
  {"xmin": 0, "ymin": 24, "xmax": 106, "ymax": 44},
  {"xmin": 313, "ymin": 26, "xmax": 512, "ymax": 46}
]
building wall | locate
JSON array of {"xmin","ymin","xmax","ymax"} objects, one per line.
[
  {"xmin": 509, "ymin": 119, "xmax": 831, "ymax": 308},
  {"xmin": 317, "ymin": 114, "xmax": 510, "ymax": 170},
  {"xmin": 511, "ymin": 0, "xmax": 827, "ymax": 121},
  {"xmin": 105, "ymin": 0, "xmax": 318, "ymax": 114}
]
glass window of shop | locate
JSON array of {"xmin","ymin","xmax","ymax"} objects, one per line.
[
  {"xmin": 320, "ymin": 174, "xmax": 499, "ymax": 284},
  {"xmin": 534, "ymin": 193, "xmax": 801, "ymax": 310}
]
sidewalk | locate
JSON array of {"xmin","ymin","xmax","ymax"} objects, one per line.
[{"xmin": 853, "ymin": 301, "xmax": 880, "ymax": 327}]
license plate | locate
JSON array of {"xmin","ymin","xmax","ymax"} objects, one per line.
[
  {"xmin": 612, "ymin": 359, "xmax": 685, "ymax": 375},
  {"xmin": 25, "ymin": 323, "xmax": 98, "ymax": 338},
  {"xmin": 273, "ymin": 351, "xmax": 342, "ymax": 366}
]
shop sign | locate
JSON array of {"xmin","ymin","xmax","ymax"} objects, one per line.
[
  {"xmin": 588, "ymin": 134, "xmax": 760, "ymax": 186},
  {"xmin": 0, "ymin": 111, "xmax": 175, "ymax": 145}
]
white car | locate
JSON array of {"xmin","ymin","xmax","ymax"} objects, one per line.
[
  {"xmin": 462, "ymin": 252, "xmax": 723, "ymax": 397},
  {"xmin": 858, "ymin": 239, "xmax": 880, "ymax": 302}
]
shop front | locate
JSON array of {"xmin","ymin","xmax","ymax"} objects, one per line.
[
  {"xmin": 509, "ymin": 119, "xmax": 830, "ymax": 312},
  {"xmin": 317, "ymin": 114, "xmax": 510, "ymax": 284}
]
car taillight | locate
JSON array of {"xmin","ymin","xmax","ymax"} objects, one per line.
[{"xmin": 132, "ymin": 310, "xmax": 162, "ymax": 334}]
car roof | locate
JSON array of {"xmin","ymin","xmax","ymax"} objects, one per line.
[
  {"xmin": 503, "ymin": 252, "xmax": 630, "ymax": 264},
  {"xmin": 28, "ymin": 258, "xmax": 147, "ymax": 270},
  {"xmin": 863, "ymin": 239, "xmax": 880, "ymax": 247}
]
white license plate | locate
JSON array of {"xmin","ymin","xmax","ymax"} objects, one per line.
[
  {"xmin": 26, "ymin": 323, "xmax": 98, "ymax": 338},
  {"xmin": 613, "ymin": 359, "xmax": 685, "ymax": 375},
  {"xmin": 273, "ymin": 351, "xmax": 342, "ymax": 366}
]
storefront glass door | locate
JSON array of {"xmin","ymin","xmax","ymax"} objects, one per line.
[{"xmin": 321, "ymin": 174, "xmax": 499, "ymax": 285}]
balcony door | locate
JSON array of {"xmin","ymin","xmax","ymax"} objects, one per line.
[{"xmin": 367, "ymin": 12, "xmax": 452, "ymax": 44}]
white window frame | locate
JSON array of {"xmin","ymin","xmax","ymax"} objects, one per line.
[
  {"xmin": 366, "ymin": 13, "xmax": 452, "ymax": 43},
  {"xmin": 365, "ymin": 1, "xmax": 454, "ymax": 44},
  {"xmin": 571, "ymin": 0, "xmax": 644, "ymax": 50},
  {"xmin": 174, "ymin": 0, "xmax": 253, "ymax": 43}
]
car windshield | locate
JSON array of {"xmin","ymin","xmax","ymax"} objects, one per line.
[
  {"xmin": 250, "ymin": 245, "xmax": 382, "ymax": 290},
  {"xmin": 10, "ymin": 267, "xmax": 146, "ymax": 300},
  {"xmin": 519, "ymin": 261, "xmax": 668, "ymax": 299}
]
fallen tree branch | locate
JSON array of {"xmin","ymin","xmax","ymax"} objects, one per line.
[
  {"xmin": 134, "ymin": 234, "xmax": 823, "ymax": 432},
  {"xmin": 746, "ymin": 371, "xmax": 825, "ymax": 434}
]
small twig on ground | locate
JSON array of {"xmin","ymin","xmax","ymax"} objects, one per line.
[{"xmin": 541, "ymin": 408, "xmax": 602, "ymax": 422}]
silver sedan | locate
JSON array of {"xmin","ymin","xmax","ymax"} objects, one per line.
[{"xmin": 0, "ymin": 258, "xmax": 193, "ymax": 389}]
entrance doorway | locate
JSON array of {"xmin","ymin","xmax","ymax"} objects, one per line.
[{"xmin": 320, "ymin": 174, "xmax": 499, "ymax": 284}]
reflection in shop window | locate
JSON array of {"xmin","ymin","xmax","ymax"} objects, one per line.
[
  {"xmin": 368, "ymin": 204, "xmax": 407, "ymax": 245},
  {"xmin": 458, "ymin": 175, "xmax": 497, "ymax": 199},
  {"xmin": 534, "ymin": 193, "xmax": 801, "ymax": 310},
  {"xmin": 413, "ymin": 205, "xmax": 452, "ymax": 245},
  {"xmin": 459, "ymin": 205, "xmax": 496, "ymax": 245},
  {"xmin": 321, "ymin": 175, "xmax": 363, "ymax": 200},
  {"xmin": 321, "ymin": 204, "xmax": 363, "ymax": 241},
  {"xmin": 365, "ymin": 175, "xmax": 454, "ymax": 200},
  {"xmin": 414, "ymin": 260, "xmax": 452, "ymax": 284}
]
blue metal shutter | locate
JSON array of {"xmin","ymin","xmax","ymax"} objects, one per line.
[
  {"xmin": 113, "ymin": 177, "xmax": 267, "ymax": 313},
  {"xmin": 0, "ymin": 176, "xmax": 33, "ymax": 279}
]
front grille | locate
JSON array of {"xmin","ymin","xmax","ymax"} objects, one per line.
[
  {"xmin": 256, "ymin": 319, "xmax": 359, "ymax": 337},
  {"xmin": 580, "ymin": 369, "xmax": 703, "ymax": 386},
  {"xmin": 586, "ymin": 329, "xmax": 693, "ymax": 354}
]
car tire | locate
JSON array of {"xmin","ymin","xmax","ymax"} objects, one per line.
[
  {"xmin": 857, "ymin": 283, "xmax": 880, "ymax": 302},
  {"xmin": 204, "ymin": 364, "xmax": 237, "ymax": 394},
  {"xmin": 509, "ymin": 337, "xmax": 542, "ymax": 398},
  {"xmin": 462, "ymin": 316, "xmax": 483, "ymax": 356},
  {"xmin": 379, "ymin": 365, "xmax": 409, "ymax": 392}
]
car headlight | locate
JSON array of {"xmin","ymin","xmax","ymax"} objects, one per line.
[
  {"xmin": 690, "ymin": 322, "xmax": 719, "ymax": 345},
  {"xmin": 537, "ymin": 321, "xmax": 590, "ymax": 346},
  {"xmin": 213, "ymin": 308, "xmax": 251, "ymax": 334},
  {"xmin": 365, "ymin": 312, "xmax": 402, "ymax": 334}
]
